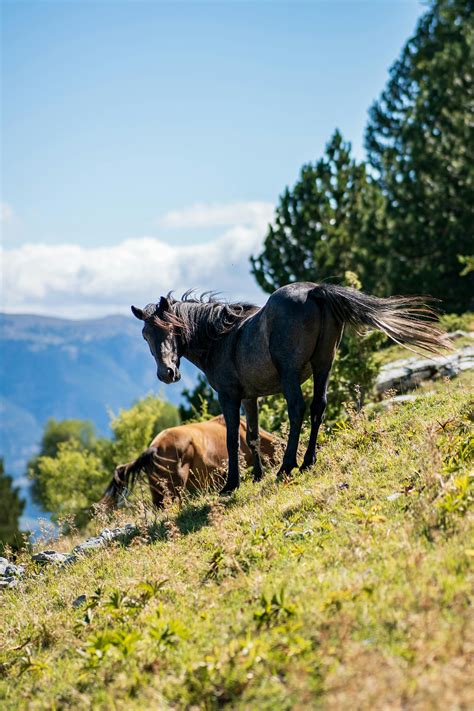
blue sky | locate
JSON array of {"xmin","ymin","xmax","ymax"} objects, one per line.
[{"xmin": 2, "ymin": 0, "xmax": 424, "ymax": 316}]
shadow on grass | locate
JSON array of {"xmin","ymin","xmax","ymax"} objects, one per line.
[
  {"xmin": 175, "ymin": 503, "xmax": 212, "ymax": 535},
  {"xmin": 147, "ymin": 520, "xmax": 170, "ymax": 542}
]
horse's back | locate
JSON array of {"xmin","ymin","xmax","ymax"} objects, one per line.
[
  {"xmin": 234, "ymin": 283, "xmax": 324, "ymax": 396},
  {"xmin": 150, "ymin": 416, "xmax": 229, "ymax": 473}
]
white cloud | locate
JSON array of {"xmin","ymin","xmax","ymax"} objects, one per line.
[
  {"xmin": 160, "ymin": 201, "xmax": 274, "ymax": 229},
  {"xmin": 1, "ymin": 202, "xmax": 274, "ymax": 319},
  {"xmin": 0, "ymin": 202, "xmax": 14, "ymax": 224}
]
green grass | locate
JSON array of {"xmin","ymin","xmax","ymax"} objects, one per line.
[{"xmin": 1, "ymin": 374, "xmax": 473, "ymax": 710}]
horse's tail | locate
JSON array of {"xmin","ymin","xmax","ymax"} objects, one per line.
[
  {"xmin": 99, "ymin": 448, "xmax": 157, "ymax": 509},
  {"xmin": 310, "ymin": 284, "xmax": 452, "ymax": 355}
]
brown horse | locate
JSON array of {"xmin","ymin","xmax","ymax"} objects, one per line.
[{"xmin": 101, "ymin": 415, "xmax": 278, "ymax": 508}]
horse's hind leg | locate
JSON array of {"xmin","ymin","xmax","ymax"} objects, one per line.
[
  {"xmin": 301, "ymin": 310, "xmax": 342, "ymax": 471},
  {"xmin": 300, "ymin": 369, "xmax": 330, "ymax": 471},
  {"xmin": 276, "ymin": 372, "xmax": 306, "ymax": 479}
]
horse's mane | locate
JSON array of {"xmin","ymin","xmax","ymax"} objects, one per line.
[{"xmin": 153, "ymin": 291, "xmax": 259, "ymax": 346}]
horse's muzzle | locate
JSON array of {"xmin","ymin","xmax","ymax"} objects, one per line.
[{"xmin": 158, "ymin": 367, "xmax": 181, "ymax": 384}]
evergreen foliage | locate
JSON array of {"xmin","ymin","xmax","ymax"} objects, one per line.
[
  {"xmin": 251, "ymin": 130, "xmax": 388, "ymax": 295},
  {"xmin": 365, "ymin": 0, "xmax": 474, "ymax": 312},
  {"xmin": 179, "ymin": 374, "xmax": 221, "ymax": 422},
  {"xmin": 0, "ymin": 459, "xmax": 25, "ymax": 551}
]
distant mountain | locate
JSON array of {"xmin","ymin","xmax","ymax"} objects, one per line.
[{"xmin": 0, "ymin": 312, "xmax": 199, "ymax": 525}]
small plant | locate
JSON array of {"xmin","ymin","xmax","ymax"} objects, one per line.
[
  {"xmin": 80, "ymin": 629, "xmax": 140, "ymax": 668},
  {"xmin": 204, "ymin": 546, "xmax": 225, "ymax": 582},
  {"xmin": 253, "ymin": 588, "xmax": 296, "ymax": 628},
  {"xmin": 149, "ymin": 618, "xmax": 188, "ymax": 649},
  {"xmin": 137, "ymin": 579, "xmax": 169, "ymax": 601},
  {"xmin": 183, "ymin": 638, "xmax": 268, "ymax": 706},
  {"xmin": 148, "ymin": 603, "xmax": 189, "ymax": 649}
]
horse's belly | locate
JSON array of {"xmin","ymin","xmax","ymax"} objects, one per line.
[{"xmin": 242, "ymin": 362, "xmax": 312, "ymax": 398}]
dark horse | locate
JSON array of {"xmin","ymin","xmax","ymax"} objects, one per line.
[{"xmin": 131, "ymin": 282, "xmax": 450, "ymax": 493}]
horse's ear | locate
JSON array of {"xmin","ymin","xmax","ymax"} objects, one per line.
[
  {"xmin": 159, "ymin": 296, "xmax": 170, "ymax": 313},
  {"xmin": 131, "ymin": 305, "xmax": 144, "ymax": 320}
]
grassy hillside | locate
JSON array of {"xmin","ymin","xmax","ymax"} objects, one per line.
[{"xmin": 1, "ymin": 374, "xmax": 472, "ymax": 710}]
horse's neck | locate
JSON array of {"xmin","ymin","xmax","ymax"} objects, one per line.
[{"xmin": 175, "ymin": 302, "xmax": 214, "ymax": 372}]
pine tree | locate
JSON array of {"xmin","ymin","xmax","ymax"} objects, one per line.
[
  {"xmin": 251, "ymin": 130, "xmax": 387, "ymax": 295},
  {"xmin": 0, "ymin": 459, "xmax": 25, "ymax": 551},
  {"xmin": 365, "ymin": 0, "xmax": 474, "ymax": 312},
  {"xmin": 179, "ymin": 374, "xmax": 221, "ymax": 422}
]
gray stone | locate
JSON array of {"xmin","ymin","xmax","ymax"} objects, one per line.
[
  {"xmin": 73, "ymin": 537, "xmax": 105, "ymax": 554},
  {"xmin": 72, "ymin": 594, "xmax": 87, "ymax": 608},
  {"xmin": 376, "ymin": 345, "xmax": 474, "ymax": 397},
  {"xmin": 62, "ymin": 554, "xmax": 77, "ymax": 566},
  {"xmin": 284, "ymin": 528, "xmax": 313, "ymax": 539},
  {"xmin": 0, "ymin": 559, "xmax": 10, "ymax": 576},
  {"xmin": 1, "ymin": 522, "xmax": 141, "ymax": 593},
  {"xmin": 98, "ymin": 528, "xmax": 115, "ymax": 542},
  {"xmin": 387, "ymin": 492, "xmax": 403, "ymax": 501},
  {"xmin": 448, "ymin": 330, "xmax": 474, "ymax": 340},
  {"xmin": 32, "ymin": 550, "xmax": 70, "ymax": 565},
  {"xmin": 4, "ymin": 564, "xmax": 25, "ymax": 577}
]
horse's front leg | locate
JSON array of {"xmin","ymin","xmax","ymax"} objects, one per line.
[
  {"xmin": 243, "ymin": 398, "xmax": 263, "ymax": 482},
  {"xmin": 218, "ymin": 393, "xmax": 242, "ymax": 494}
]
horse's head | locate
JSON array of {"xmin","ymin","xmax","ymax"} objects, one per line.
[{"xmin": 131, "ymin": 296, "xmax": 181, "ymax": 384}]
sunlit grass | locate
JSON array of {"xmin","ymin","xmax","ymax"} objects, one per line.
[{"xmin": 0, "ymin": 373, "xmax": 472, "ymax": 710}]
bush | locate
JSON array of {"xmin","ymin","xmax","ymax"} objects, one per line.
[
  {"xmin": 29, "ymin": 418, "xmax": 100, "ymax": 507},
  {"xmin": 109, "ymin": 395, "xmax": 180, "ymax": 464},
  {"xmin": 32, "ymin": 442, "xmax": 108, "ymax": 524}
]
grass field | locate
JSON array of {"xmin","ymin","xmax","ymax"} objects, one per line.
[{"xmin": 1, "ymin": 373, "xmax": 472, "ymax": 710}]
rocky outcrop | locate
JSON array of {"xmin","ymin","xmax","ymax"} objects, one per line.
[
  {"xmin": 0, "ymin": 523, "xmax": 138, "ymax": 590},
  {"xmin": 375, "ymin": 344, "xmax": 473, "ymax": 397},
  {"xmin": 0, "ymin": 558, "xmax": 25, "ymax": 589}
]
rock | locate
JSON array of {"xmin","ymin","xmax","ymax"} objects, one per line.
[
  {"xmin": 72, "ymin": 594, "xmax": 87, "ymax": 608},
  {"xmin": 72, "ymin": 524, "xmax": 137, "ymax": 556},
  {"xmin": 378, "ymin": 394, "xmax": 418, "ymax": 409},
  {"xmin": 387, "ymin": 492, "xmax": 403, "ymax": 501},
  {"xmin": 284, "ymin": 528, "xmax": 313, "ymax": 539},
  {"xmin": 98, "ymin": 528, "xmax": 115, "ymax": 542},
  {"xmin": 448, "ymin": 330, "xmax": 474, "ymax": 340},
  {"xmin": 74, "ymin": 536, "xmax": 106, "ymax": 554},
  {"xmin": 4, "ymin": 564, "xmax": 25, "ymax": 577},
  {"xmin": 1, "ymin": 522, "xmax": 140, "ymax": 592},
  {"xmin": 62, "ymin": 554, "xmax": 77, "ymax": 566},
  {"xmin": 32, "ymin": 550, "xmax": 71, "ymax": 565},
  {"xmin": 376, "ymin": 345, "xmax": 474, "ymax": 397}
]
